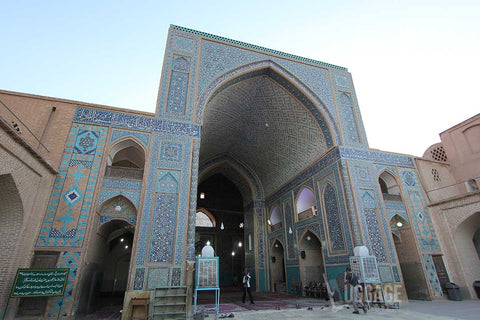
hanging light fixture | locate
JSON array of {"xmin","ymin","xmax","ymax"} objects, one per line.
[
  {"xmin": 238, "ymin": 241, "xmax": 242, "ymax": 247},
  {"xmin": 200, "ymin": 192, "xmax": 205, "ymax": 199},
  {"xmin": 396, "ymin": 221, "xmax": 403, "ymax": 228},
  {"xmin": 306, "ymin": 235, "xmax": 311, "ymax": 241},
  {"xmin": 220, "ymin": 222, "xmax": 225, "ymax": 230},
  {"xmin": 288, "ymin": 227, "xmax": 293, "ymax": 234}
]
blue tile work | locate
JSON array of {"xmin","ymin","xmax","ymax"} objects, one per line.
[
  {"xmin": 186, "ymin": 138, "xmax": 200, "ymax": 261},
  {"xmin": 170, "ymin": 25, "xmax": 347, "ymax": 71},
  {"xmin": 195, "ymin": 59, "xmax": 340, "ymax": 146},
  {"xmin": 98, "ymin": 195, "xmax": 137, "ymax": 226},
  {"xmin": 156, "ymin": 30, "xmax": 199, "ymax": 122},
  {"xmin": 423, "ymin": 254, "xmax": 443, "ymax": 296},
  {"xmin": 196, "ymin": 38, "xmax": 338, "ymax": 120},
  {"xmin": 401, "ymin": 168, "xmax": 443, "ymax": 296},
  {"xmin": 392, "ymin": 265, "xmax": 402, "ymax": 282},
  {"xmin": 135, "ymin": 133, "xmax": 192, "ymax": 268},
  {"xmin": 36, "ymin": 124, "xmax": 107, "ymax": 247},
  {"xmin": 171, "ymin": 267, "xmax": 182, "ymax": 286},
  {"xmin": 74, "ymin": 107, "xmax": 200, "ymax": 137},
  {"xmin": 361, "ymin": 190, "xmax": 388, "ymax": 262},
  {"xmin": 378, "ymin": 265, "xmax": 394, "ymax": 283},
  {"xmin": 98, "ymin": 190, "xmax": 140, "ymax": 208},
  {"xmin": 46, "ymin": 251, "xmax": 81, "ymax": 317},
  {"xmin": 147, "ymin": 267, "xmax": 170, "ymax": 289},
  {"xmin": 338, "ymin": 92, "xmax": 361, "ymax": 145},
  {"xmin": 282, "ymin": 199, "xmax": 297, "ymax": 261},
  {"xmin": 133, "ymin": 268, "xmax": 145, "ymax": 291},
  {"xmin": 149, "ymin": 178, "xmax": 178, "ymax": 263},
  {"xmin": 110, "ymin": 128, "xmax": 150, "ymax": 149},
  {"xmin": 339, "ymin": 147, "xmax": 415, "ymax": 167},
  {"xmin": 166, "ymin": 71, "xmax": 190, "ymax": 116},
  {"xmin": 159, "ymin": 141, "xmax": 183, "ymax": 162},
  {"xmin": 254, "ymin": 202, "xmax": 266, "ymax": 269},
  {"xmin": 267, "ymin": 157, "xmax": 354, "ymax": 266},
  {"xmin": 323, "ymin": 184, "xmax": 347, "ymax": 252},
  {"xmin": 102, "ymin": 178, "xmax": 142, "ymax": 190}
]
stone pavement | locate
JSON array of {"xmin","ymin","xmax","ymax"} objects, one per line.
[{"xmin": 214, "ymin": 300, "xmax": 480, "ymax": 320}]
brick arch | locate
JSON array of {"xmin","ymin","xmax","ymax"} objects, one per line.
[{"xmin": 0, "ymin": 174, "xmax": 24, "ymax": 305}]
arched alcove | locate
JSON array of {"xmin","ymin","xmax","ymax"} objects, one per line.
[
  {"xmin": 77, "ymin": 196, "xmax": 136, "ymax": 316},
  {"xmin": 105, "ymin": 139, "xmax": 145, "ymax": 180},
  {"xmin": 270, "ymin": 240, "xmax": 286, "ymax": 292},
  {"xmin": 296, "ymin": 187, "xmax": 316, "ymax": 221},
  {"xmin": 455, "ymin": 212, "xmax": 480, "ymax": 299},
  {"xmin": 268, "ymin": 206, "xmax": 282, "ymax": 231},
  {"xmin": 298, "ymin": 231, "xmax": 326, "ymax": 298}
]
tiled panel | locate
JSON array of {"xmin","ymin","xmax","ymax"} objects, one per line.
[{"xmin": 36, "ymin": 124, "xmax": 107, "ymax": 247}]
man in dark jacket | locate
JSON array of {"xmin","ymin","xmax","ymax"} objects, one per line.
[
  {"xmin": 242, "ymin": 271, "xmax": 254, "ymax": 304},
  {"xmin": 345, "ymin": 267, "xmax": 367, "ymax": 314}
]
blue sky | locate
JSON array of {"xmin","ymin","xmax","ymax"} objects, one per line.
[{"xmin": 1, "ymin": 0, "xmax": 479, "ymax": 156}]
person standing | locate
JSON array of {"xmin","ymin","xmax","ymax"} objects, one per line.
[
  {"xmin": 345, "ymin": 267, "xmax": 366, "ymax": 314},
  {"xmin": 242, "ymin": 271, "xmax": 254, "ymax": 304}
]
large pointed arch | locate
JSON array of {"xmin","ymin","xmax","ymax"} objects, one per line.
[
  {"xmin": 195, "ymin": 60, "xmax": 340, "ymax": 147},
  {"xmin": 199, "ymin": 154, "xmax": 264, "ymax": 202}
]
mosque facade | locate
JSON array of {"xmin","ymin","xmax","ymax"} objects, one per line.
[{"xmin": 2, "ymin": 25, "xmax": 474, "ymax": 319}]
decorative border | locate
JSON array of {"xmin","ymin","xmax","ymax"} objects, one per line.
[{"xmin": 171, "ymin": 25, "xmax": 347, "ymax": 71}]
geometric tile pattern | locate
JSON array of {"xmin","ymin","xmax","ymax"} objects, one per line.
[
  {"xmin": 338, "ymin": 92, "xmax": 361, "ymax": 144},
  {"xmin": 134, "ymin": 132, "xmax": 191, "ymax": 268},
  {"xmin": 148, "ymin": 193, "xmax": 178, "ymax": 263},
  {"xmin": 147, "ymin": 267, "xmax": 170, "ymax": 290},
  {"xmin": 166, "ymin": 71, "xmax": 189, "ymax": 116},
  {"xmin": 171, "ymin": 267, "xmax": 182, "ymax": 286},
  {"xmin": 98, "ymin": 190, "xmax": 140, "ymax": 208},
  {"xmin": 401, "ymin": 168, "xmax": 442, "ymax": 296},
  {"xmin": 392, "ymin": 265, "xmax": 402, "ymax": 283},
  {"xmin": 156, "ymin": 30, "xmax": 198, "ymax": 123},
  {"xmin": 201, "ymin": 75, "xmax": 328, "ymax": 195},
  {"xmin": 360, "ymin": 188, "xmax": 388, "ymax": 262},
  {"xmin": 378, "ymin": 265, "xmax": 394, "ymax": 283},
  {"xmin": 160, "ymin": 141, "xmax": 183, "ymax": 162},
  {"xmin": 102, "ymin": 178, "xmax": 142, "ymax": 191},
  {"xmin": 323, "ymin": 184, "xmax": 346, "ymax": 251},
  {"xmin": 423, "ymin": 254, "xmax": 443, "ymax": 296},
  {"xmin": 133, "ymin": 268, "xmax": 145, "ymax": 291},
  {"xmin": 283, "ymin": 199, "xmax": 296, "ymax": 261},
  {"xmin": 186, "ymin": 139, "xmax": 200, "ymax": 261},
  {"xmin": 110, "ymin": 129, "xmax": 150, "ymax": 149},
  {"xmin": 98, "ymin": 195, "xmax": 137, "ymax": 225},
  {"xmin": 46, "ymin": 251, "xmax": 81, "ymax": 317},
  {"xmin": 36, "ymin": 124, "xmax": 107, "ymax": 247}
]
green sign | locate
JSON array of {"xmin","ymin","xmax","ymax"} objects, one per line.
[{"xmin": 10, "ymin": 268, "xmax": 69, "ymax": 298}]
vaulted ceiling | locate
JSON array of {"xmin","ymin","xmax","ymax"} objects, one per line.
[{"xmin": 199, "ymin": 75, "xmax": 328, "ymax": 197}]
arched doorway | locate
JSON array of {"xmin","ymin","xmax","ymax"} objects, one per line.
[
  {"xmin": 77, "ymin": 196, "xmax": 136, "ymax": 315},
  {"xmin": 270, "ymin": 240, "xmax": 286, "ymax": 292},
  {"xmin": 390, "ymin": 213, "xmax": 429, "ymax": 300},
  {"xmin": 455, "ymin": 212, "xmax": 480, "ymax": 299},
  {"xmin": 197, "ymin": 63, "xmax": 335, "ymax": 291},
  {"xmin": 299, "ymin": 231, "xmax": 325, "ymax": 295},
  {"xmin": 379, "ymin": 171, "xmax": 430, "ymax": 300},
  {"xmin": 196, "ymin": 173, "xmax": 245, "ymax": 287}
]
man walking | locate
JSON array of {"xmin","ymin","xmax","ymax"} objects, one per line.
[
  {"xmin": 242, "ymin": 271, "xmax": 254, "ymax": 304},
  {"xmin": 345, "ymin": 267, "xmax": 367, "ymax": 314}
]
